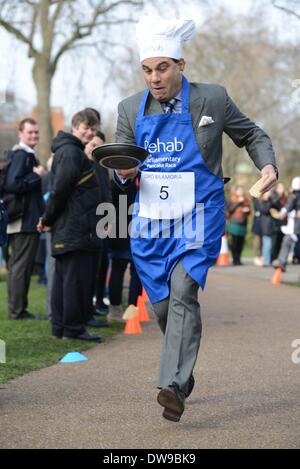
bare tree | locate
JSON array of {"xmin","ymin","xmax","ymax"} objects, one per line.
[
  {"xmin": 0, "ymin": 0, "xmax": 143, "ymax": 162},
  {"xmin": 272, "ymin": 0, "xmax": 300, "ymax": 19},
  {"xmin": 106, "ymin": 5, "xmax": 300, "ymax": 179},
  {"xmin": 184, "ymin": 8, "xmax": 300, "ymax": 179}
]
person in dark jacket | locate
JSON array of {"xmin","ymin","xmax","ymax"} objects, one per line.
[
  {"xmin": 251, "ymin": 197, "xmax": 263, "ymax": 266},
  {"xmin": 84, "ymin": 131, "xmax": 112, "ymax": 324},
  {"xmin": 107, "ymin": 176, "xmax": 142, "ymax": 322},
  {"xmin": 5, "ymin": 118, "xmax": 45, "ymax": 320},
  {"xmin": 259, "ymin": 190, "xmax": 278, "ymax": 266},
  {"xmin": 227, "ymin": 186, "xmax": 251, "ymax": 265},
  {"xmin": 38, "ymin": 109, "xmax": 104, "ymax": 341},
  {"xmin": 270, "ymin": 183, "xmax": 287, "ymax": 261},
  {"xmin": 273, "ymin": 176, "xmax": 300, "ymax": 271}
]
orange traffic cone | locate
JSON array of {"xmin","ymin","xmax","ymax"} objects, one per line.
[
  {"xmin": 137, "ymin": 295, "xmax": 150, "ymax": 322},
  {"xmin": 141, "ymin": 288, "xmax": 149, "ymax": 302},
  {"xmin": 216, "ymin": 236, "xmax": 230, "ymax": 266},
  {"xmin": 123, "ymin": 305, "xmax": 142, "ymax": 335},
  {"xmin": 271, "ymin": 267, "xmax": 282, "ymax": 285}
]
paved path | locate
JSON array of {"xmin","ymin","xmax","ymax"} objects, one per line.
[{"xmin": 0, "ymin": 264, "xmax": 299, "ymax": 449}]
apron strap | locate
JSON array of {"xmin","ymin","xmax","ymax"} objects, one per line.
[
  {"xmin": 181, "ymin": 76, "xmax": 190, "ymax": 114},
  {"xmin": 137, "ymin": 89, "xmax": 150, "ymax": 119}
]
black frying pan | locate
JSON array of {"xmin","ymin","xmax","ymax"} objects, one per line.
[{"xmin": 92, "ymin": 143, "xmax": 149, "ymax": 170}]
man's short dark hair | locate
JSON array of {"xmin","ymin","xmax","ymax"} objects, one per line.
[
  {"xmin": 19, "ymin": 118, "xmax": 38, "ymax": 132},
  {"xmin": 96, "ymin": 130, "xmax": 106, "ymax": 142},
  {"xmin": 84, "ymin": 107, "xmax": 101, "ymax": 126},
  {"xmin": 71, "ymin": 109, "xmax": 99, "ymax": 129}
]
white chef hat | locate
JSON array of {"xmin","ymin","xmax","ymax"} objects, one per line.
[{"xmin": 136, "ymin": 15, "xmax": 196, "ymax": 62}]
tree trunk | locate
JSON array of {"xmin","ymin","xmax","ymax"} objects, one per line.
[{"xmin": 32, "ymin": 56, "xmax": 53, "ymax": 165}]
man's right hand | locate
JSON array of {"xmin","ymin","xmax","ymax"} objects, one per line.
[
  {"xmin": 33, "ymin": 165, "xmax": 47, "ymax": 177},
  {"xmin": 116, "ymin": 167, "xmax": 138, "ymax": 180},
  {"xmin": 37, "ymin": 218, "xmax": 51, "ymax": 233}
]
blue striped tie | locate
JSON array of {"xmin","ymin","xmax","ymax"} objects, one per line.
[{"xmin": 163, "ymin": 98, "xmax": 176, "ymax": 113}]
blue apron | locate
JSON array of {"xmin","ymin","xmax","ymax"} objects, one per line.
[{"xmin": 130, "ymin": 76, "xmax": 225, "ymax": 304}]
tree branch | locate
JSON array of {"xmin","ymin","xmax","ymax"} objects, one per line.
[
  {"xmin": 49, "ymin": 0, "xmax": 65, "ymax": 33},
  {"xmin": 50, "ymin": 0, "xmax": 142, "ymax": 73},
  {"xmin": 28, "ymin": 2, "xmax": 40, "ymax": 57},
  {"xmin": 0, "ymin": 17, "xmax": 39, "ymax": 56},
  {"xmin": 272, "ymin": 0, "xmax": 300, "ymax": 19}
]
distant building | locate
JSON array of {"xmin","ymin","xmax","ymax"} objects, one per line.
[
  {"xmin": 32, "ymin": 106, "xmax": 65, "ymax": 136},
  {"xmin": 0, "ymin": 95, "xmax": 64, "ymax": 157},
  {"xmin": 0, "ymin": 92, "xmax": 20, "ymax": 156}
]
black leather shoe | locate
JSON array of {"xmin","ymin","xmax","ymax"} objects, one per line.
[
  {"xmin": 185, "ymin": 374, "xmax": 195, "ymax": 398},
  {"xmin": 63, "ymin": 332, "xmax": 102, "ymax": 342},
  {"xmin": 157, "ymin": 384, "xmax": 185, "ymax": 422},
  {"xmin": 86, "ymin": 318, "xmax": 109, "ymax": 328},
  {"xmin": 18, "ymin": 311, "xmax": 37, "ymax": 320}
]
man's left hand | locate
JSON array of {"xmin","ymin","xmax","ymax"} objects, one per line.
[{"xmin": 260, "ymin": 165, "xmax": 277, "ymax": 194}]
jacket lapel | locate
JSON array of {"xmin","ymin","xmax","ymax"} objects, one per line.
[
  {"xmin": 146, "ymin": 94, "xmax": 164, "ymax": 115},
  {"xmin": 189, "ymin": 86, "xmax": 206, "ymax": 130}
]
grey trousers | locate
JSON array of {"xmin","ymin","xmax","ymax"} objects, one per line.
[
  {"xmin": 278, "ymin": 234, "xmax": 296, "ymax": 268},
  {"xmin": 152, "ymin": 260, "xmax": 202, "ymax": 395},
  {"xmin": 7, "ymin": 233, "xmax": 39, "ymax": 319}
]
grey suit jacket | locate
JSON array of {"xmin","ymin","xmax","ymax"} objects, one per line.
[{"xmin": 116, "ymin": 82, "xmax": 276, "ymax": 178}]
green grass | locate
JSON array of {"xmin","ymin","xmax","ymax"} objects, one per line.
[
  {"xmin": 0, "ymin": 273, "xmax": 123, "ymax": 384},
  {"xmin": 240, "ymin": 247, "xmax": 253, "ymax": 258}
]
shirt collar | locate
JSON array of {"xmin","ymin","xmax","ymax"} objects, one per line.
[
  {"xmin": 18, "ymin": 142, "xmax": 36, "ymax": 154},
  {"xmin": 174, "ymin": 89, "xmax": 182, "ymax": 102}
]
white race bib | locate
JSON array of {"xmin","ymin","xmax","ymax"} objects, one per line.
[{"xmin": 138, "ymin": 171, "xmax": 195, "ymax": 219}]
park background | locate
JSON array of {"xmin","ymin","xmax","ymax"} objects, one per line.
[
  {"xmin": 0, "ymin": 0, "xmax": 300, "ymax": 182},
  {"xmin": 0, "ymin": 0, "xmax": 299, "ymax": 383}
]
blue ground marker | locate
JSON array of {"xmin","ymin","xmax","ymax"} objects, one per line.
[{"xmin": 59, "ymin": 352, "xmax": 88, "ymax": 363}]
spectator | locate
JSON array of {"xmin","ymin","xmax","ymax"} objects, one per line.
[
  {"xmin": 38, "ymin": 109, "xmax": 105, "ymax": 341},
  {"xmin": 259, "ymin": 190, "xmax": 275, "ymax": 267},
  {"xmin": 273, "ymin": 176, "xmax": 300, "ymax": 271},
  {"xmin": 4, "ymin": 118, "xmax": 45, "ymax": 320},
  {"xmin": 43, "ymin": 156, "xmax": 55, "ymax": 320},
  {"xmin": 270, "ymin": 182, "xmax": 287, "ymax": 261},
  {"xmin": 251, "ymin": 197, "xmax": 263, "ymax": 267},
  {"xmin": 107, "ymin": 176, "xmax": 142, "ymax": 323},
  {"xmin": 87, "ymin": 131, "xmax": 111, "ymax": 314},
  {"xmin": 0, "ymin": 158, "xmax": 8, "ymax": 265},
  {"xmin": 0, "ymin": 246, "xmax": 7, "ymax": 272},
  {"xmin": 84, "ymin": 131, "xmax": 112, "ymax": 325},
  {"xmin": 34, "ymin": 230, "xmax": 47, "ymax": 285},
  {"xmin": 294, "ymin": 236, "xmax": 300, "ymax": 265},
  {"xmin": 34, "ymin": 161, "xmax": 55, "ymax": 287},
  {"xmin": 227, "ymin": 185, "xmax": 251, "ymax": 265}
]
